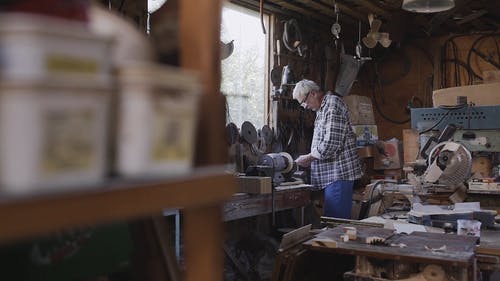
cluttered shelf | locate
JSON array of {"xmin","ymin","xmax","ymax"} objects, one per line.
[{"xmin": 0, "ymin": 167, "xmax": 236, "ymax": 244}]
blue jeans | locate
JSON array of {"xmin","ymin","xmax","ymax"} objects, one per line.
[{"xmin": 324, "ymin": 180, "xmax": 354, "ymax": 219}]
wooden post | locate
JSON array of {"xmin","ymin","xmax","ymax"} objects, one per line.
[
  {"xmin": 179, "ymin": 0, "xmax": 227, "ymax": 166},
  {"xmin": 179, "ymin": 1, "xmax": 227, "ymax": 281}
]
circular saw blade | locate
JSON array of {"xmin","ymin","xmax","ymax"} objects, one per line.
[
  {"xmin": 225, "ymin": 122, "xmax": 239, "ymax": 145},
  {"xmin": 261, "ymin": 125, "xmax": 274, "ymax": 145},
  {"xmin": 241, "ymin": 121, "xmax": 257, "ymax": 144},
  {"xmin": 427, "ymin": 142, "xmax": 472, "ymax": 186}
]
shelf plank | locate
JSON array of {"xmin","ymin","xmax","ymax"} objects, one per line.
[
  {"xmin": 467, "ymin": 189, "xmax": 500, "ymax": 195},
  {"xmin": 0, "ymin": 168, "xmax": 236, "ymax": 244}
]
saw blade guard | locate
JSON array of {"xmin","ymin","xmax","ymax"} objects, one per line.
[{"xmin": 424, "ymin": 141, "xmax": 472, "ymax": 185}]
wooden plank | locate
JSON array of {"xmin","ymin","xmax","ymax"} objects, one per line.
[{"xmin": 0, "ymin": 168, "xmax": 236, "ymax": 244}]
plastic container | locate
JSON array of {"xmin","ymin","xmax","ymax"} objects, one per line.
[
  {"xmin": 0, "ymin": 78, "xmax": 111, "ymax": 194},
  {"xmin": 116, "ymin": 62, "xmax": 200, "ymax": 177},
  {"xmin": 0, "ymin": 13, "xmax": 113, "ymax": 84},
  {"xmin": 0, "ymin": 13, "xmax": 114, "ymax": 194}
]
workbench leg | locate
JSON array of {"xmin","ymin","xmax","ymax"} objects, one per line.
[
  {"xmin": 163, "ymin": 209, "xmax": 181, "ymax": 260},
  {"xmin": 299, "ymin": 206, "xmax": 305, "ymax": 226},
  {"xmin": 183, "ymin": 206, "xmax": 224, "ymax": 281},
  {"xmin": 459, "ymin": 263, "xmax": 476, "ymax": 281},
  {"xmin": 152, "ymin": 215, "xmax": 181, "ymax": 281}
]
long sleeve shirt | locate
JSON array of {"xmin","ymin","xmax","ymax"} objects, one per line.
[{"xmin": 310, "ymin": 93, "xmax": 362, "ymax": 189}]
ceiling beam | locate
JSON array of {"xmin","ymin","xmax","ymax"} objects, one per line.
[
  {"xmin": 294, "ymin": 0, "xmax": 336, "ymax": 17},
  {"xmin": 353, "ymin": 0, "xmax": 391, "ymax": 19},
  {"xmin": 456, "ymin": 9, "xmax": 488, "ymax": 25},
  {"xmin": 268, "ymin": 0, "xmax": 333, "ymax": 24},
  {"xmin": 317, "ymin": 0, "xmax": 368, "ymax": 23}
]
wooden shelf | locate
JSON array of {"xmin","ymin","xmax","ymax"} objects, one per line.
[
  {"xmin": 467, "ymin": 189, "xmax": 500, "ymax": 195},
  {"xmin": 0, "ymin": 167, "xmax": 236, "ymax": 244}
]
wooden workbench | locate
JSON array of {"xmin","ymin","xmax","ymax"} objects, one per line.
[
  {"xmin": 223, "ymin": 185, "xmax": 311, "ymax": 222},
  {"xmin": 306, "ymin": 226, "xmax": 477, "ymax": 266},
  {"xmin": 303, "ymin": 225, "xmax": 478, "ymax": 281}
]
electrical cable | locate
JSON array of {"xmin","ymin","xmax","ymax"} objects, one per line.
[
  {"xmin": 375, "ymin": 48, "xmax": 412, "ymax": 87},
  {"xmin": 440, "ymin": 32, "xmax": 498, "ymax": 88},
  {"xmin": 441, "ymin": 38, "xmax": 447, "ymax": 88},
  {"xmin": 453, "ymin": 40, "xmax": 461, "ymax": 86},
  {"xmin": 466, "ymin": 33, "xmax": 500, "ymax": 81},
  {"xmin": 371, "ymin": 63, "xmax": 410, "ymax": 125},
  {"xmin": 417, "ymin": 104, "xmax": 467, "ymax": 134},
  {"xmin": 441, "ymin": 34, "xmax": 472, "ymax": 87},
  {"xmin": 364, "ymin": 180, "xmax": 384, "ymax": 219},
  {"xmin": 443, "ymin": 59, "xmax": 474, "ymax": 85}
]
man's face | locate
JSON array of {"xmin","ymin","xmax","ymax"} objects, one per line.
[{"xmin": 300, "ymin": 90, "xmax": 320, "ymax": 111}]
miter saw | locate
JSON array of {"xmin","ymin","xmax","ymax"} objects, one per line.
[
  {"xmin": 405, "ymin": 140, "xmax": 496, "ymax": 231},
  {"xmin": 407, "ymin": 140, "xmax": 472, "ymax": 195},
  {"xmin": 407, "ymin": 123, "xmax": 473, "ymax": 194}
]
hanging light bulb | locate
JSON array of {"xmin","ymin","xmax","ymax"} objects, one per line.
[{"xmin": 402, "ymin": 0, "xmax": 455, "ymax": 13}]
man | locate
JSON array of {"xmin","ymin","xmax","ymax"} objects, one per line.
[{"xmin": 293, "ymin": 79, "xmax": 362, "ymax": 219}]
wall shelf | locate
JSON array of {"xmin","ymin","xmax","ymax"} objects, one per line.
[{"xmin": 0, "ymin": 167, "xmax": 235, "ymax": 244}]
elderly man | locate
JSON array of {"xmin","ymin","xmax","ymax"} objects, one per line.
[{"xmin": 293, "ymin": 79, "xmax": 362, "ymax": 219}]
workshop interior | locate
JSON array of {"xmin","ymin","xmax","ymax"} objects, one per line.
[{"xmin": 0, "ymin": 0, "xmax": 499, "ymax": 281}]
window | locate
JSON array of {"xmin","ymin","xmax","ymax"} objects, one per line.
[{"xmin": 221, "ymin": 3, "xmax": 269, "ymax": 129}]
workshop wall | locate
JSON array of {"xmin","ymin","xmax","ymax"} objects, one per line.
[
  {"xmin": 355, "ymin": 42, "xmax": 434, "ymax": 141},
  {"xmin": 272, "ymin": 14, "xmax": 435, "ymax": 144},
  {"xmin": 273, "ymin": 21, "xmax": 498, "ymax": 143},
  {"xmin": 439, "ymin": 34, "xmax": 500, "ymax": 87}
]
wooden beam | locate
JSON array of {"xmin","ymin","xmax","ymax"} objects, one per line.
[
  {"xmin": 456, "ymin": 9, "xmax": 487, "ymax": 25},
  {"xmin": 354, "ymin": 0, "xmax": 391, "ymax": 19},
  {"xmin": 317, "ymin": 0, "xmax": 368, "ymax": 23},
  {"xmin": 268, "ymin": 0, "xmax": 333, "ymax": 24},
  {"xmin": 294, "ymin": 0, "xmax": 336, "ymax": 17}
]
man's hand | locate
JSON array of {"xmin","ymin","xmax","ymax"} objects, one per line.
[{"xmin": 295, "ymin": 154, "xmax": 316, "ymax": 167}]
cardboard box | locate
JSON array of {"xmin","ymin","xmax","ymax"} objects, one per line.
[
  {"xmin": 432, "ymin": 82, "xmax": 500, "ymax": 107},
  {"xmin": 343, "ymin": 95, "xmax": 375, "ymax": 125},
  {"xmin": 352, "ymin": 125, "xmax": 378, "ymax": 147},
  {"xmin": 236, "ymin": 176, "xmax": 272, "ymax": 194},
  {"xmin": 373, "ymin": 140, "xmax": 403, "ymax": 170}
]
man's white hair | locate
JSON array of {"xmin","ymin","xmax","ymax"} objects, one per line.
[{"xmin": 292, "ymin": 79, "xmax": 320, "ymax": 101}]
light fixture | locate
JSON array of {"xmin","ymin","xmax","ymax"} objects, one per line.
[
  {"xmin": 148, "ymin": 0, "xmax": 168, "ymax": 13},
  {"xmin": 402, "ymin": 0, "xmax": 455, "ymax": 13}
]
